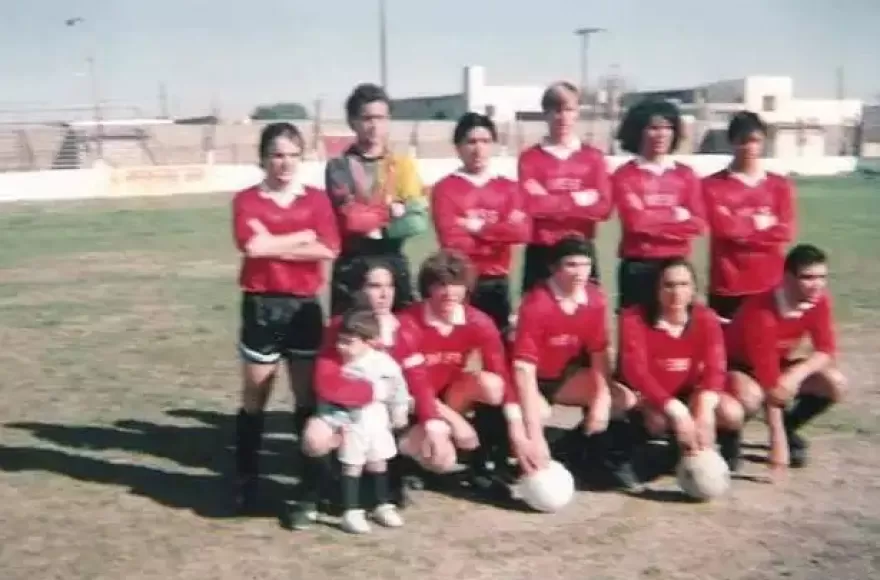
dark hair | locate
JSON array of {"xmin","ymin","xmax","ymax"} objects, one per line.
[
  {"xmin": 417, "ymin": 250, "xmax": 475, "ymax": 298},
  {"xmin": 339, "ymin": 306, "xmax": 381, "ymax": 341},
  {"xmin": 258, "ymin": 122, "xmax": 305, "ymax": 161},
  {"xmin": 350, "ymin": 256, "xmax": 396, "ymax": 293},
  {"xmin": 784, "ymin": 244, "xmax": 828, "ymax": 276},
  {"xmin": 727, "ymin": 111, "xmax": 768, "ymax": 143},
  {"xmin": 616, "ymin": 99, "xmax": 682, "ymax": 155},
  {"xmin": 643, "ymin": 257, "xmax": 697, "ymax": 325},
  {"xmin": 548, "ymin": 236, "xmax": 595, "ymax": 268},
  {"xmin": 452, "ymin": 112, "xmax": 498, "ymax": 145},
  {"xmin": 541, "ymin": 81, "xmax": 580, "ymax": 113},
  {"xmin": 345, "ymin": 83, "xmax": 391, "ymax": 121}
]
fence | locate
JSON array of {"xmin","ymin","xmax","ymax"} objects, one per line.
[{"xmin": 0, "ymin": 116, "xmax": 869, "ymax": 173}]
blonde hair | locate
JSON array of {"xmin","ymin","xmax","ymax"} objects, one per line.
[{"xmin": 541, "ymin": 82, "xmax": 580, "ymax": 112}]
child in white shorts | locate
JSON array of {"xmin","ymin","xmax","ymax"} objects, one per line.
[{"xmin": 315, "ymin": 309, "xmax": 410, "ymax": 534}]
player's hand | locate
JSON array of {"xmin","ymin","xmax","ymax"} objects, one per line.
[
  {"xmin": 673, "ymin": 206, "xmax": 692, "ymax": 222},
  {"xmin": 450, "ymin": 417, "xmax": 479, "ymax": 451},
  {"xmin": 524, "ymin": 179, "xmax": 548, "ymax": 196},
  {"xmin": 295, "ymin": 229, "xmax": 317, "ymax": 244},
  {"xmin": 571, "ymin": 190, "xmax": 598, "ymax": 207},
  {"xmin": 457, "ymin": 216, "xmax": 485, "ymax": 233},
  {"xmin": 671, "ymin": 414, "xmax": 698, "ymax": 455},
  {"xmin": 247, "ymin": 219, "xmax": 271, "ymax": 237},
  {"xmin": 511, "ymin": 433, "xmax": 550, "ymax": 475},
  {"xmin": 390, "ymin": 201, "xmax": 406, "ymax": 218},
  {"xmin": 753, "ymin": 213, "xmax": 778, "ymax": 231},
  {"xmin": 584, "ymin": 404, "xmax": 610, "ymax": 436}
]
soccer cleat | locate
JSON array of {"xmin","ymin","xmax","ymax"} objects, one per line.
[
  {"xmin": 609, "ymin": 461, "xmax": 643, "ymax": 494},
  {"xmin": 788, "ymin": 432, "xmax": 809, "ymax": 468},
  {"xmin": 233, "ymin": 476, "xmax": 258, "ymax": 514},
  {"xmin": 290, "ymin": 502, "xmax": 318, "ymax": 531},
  {"xmin": 717, "ymin": 430, "xmax": 742, "ymax": 473},
  {"xmin": 341, "ymin": 509, "xmax": 372, "ymax": 534},
  {"xmin": 372, "ymin": 503, "xmax": 404, "ymax": 528}
]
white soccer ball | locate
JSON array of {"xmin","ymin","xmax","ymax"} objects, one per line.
[
  {"xmin": 676, "ymin": 448, "xmax": 731, "ymax": 501},
  {"xmin": 514, "ymin": 460, "xmax": 575, "ymax": 513}
]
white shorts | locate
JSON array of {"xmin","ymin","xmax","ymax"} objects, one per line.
[{"xmin": 336, "ymin": 402, "xmax": 398, "ymax": 466}]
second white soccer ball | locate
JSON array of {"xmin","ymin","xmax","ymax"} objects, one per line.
[
  {"xmin": 514, "ymin": 460, "xmax": 575, "ymax": 513},
  {"xmin": 676, "ymin": 448, "xmax": 731, "ymax": 501}
]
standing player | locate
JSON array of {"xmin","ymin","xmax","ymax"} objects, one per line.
[
  {"xmin": 293, "ymin": 259, "xmax": 455, "ymax": 530},
  {"xmin": 726, "ymin": 244, "xmax": 846, "ymax": 477},
  {"xmin": 231, "ymin": 122, "xmax": 340, "ymax": 512},
  {"xmin": 507, "ymin": 237, "xmax": 637, "ymax": 485},
  {"xmin": 703, "ymin": 111, "xmax": 795, "ymax": 321},
  {"xmin": 612, "ymin": 99, "xmax": 706, "ymax": 310},
  {"xmin": 395, "ymin": 251, "xmax": 519, "ymax": 491},
  {"xmin": 616, "ymin": 258, "xmax": 745, "ymax": 484},
  {"xmin": 432, "ymin": 112, "xmax": 531, "ymax": 332},
  {"xmin": 517, "ymin": 81, "xmax": 612, "ymax": 293},
  {"xmin": 325, "ymin": 83, "xmax": 426, "ymax": 315}
]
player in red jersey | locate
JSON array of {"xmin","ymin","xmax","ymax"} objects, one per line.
[
  {"xmin": 230, "ymin": 122, "xmax": 341, "ymax": 512},
  {"xmin": 726, "ymin": 244, "xmax": 846, "ymax": 478},
  {"xmin": 615, "ymin": 258, "xmax": 745, "ymax": 488},
  {"xmin": 395, "ymin": 251, "xmax": 519, "ymax": 493},
  {"xmin": 517, "ymin": 81, "xmax": 612, "ymax": 293},
  {"xmin": 432, "ymin": 112, "xmax": 530, "ymax": 332},
  {"xmin": 612, "ymin": 99, "xmax": 706, "ymax": 310},
  {"xmin": 291, "ymin": 258, "xmax": 456, "ymax": 529},
  {"xmin": 703, "ymin": 111, "xmax": 796, "ymax": 321},
  {"xmin": 507, "ymin": 236, "xmax": 638, "ymax": 486},
  {"xmin": 326, "ymin": 84, "xmax": 426, "ymax": 316}
]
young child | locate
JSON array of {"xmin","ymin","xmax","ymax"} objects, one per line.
[{"xmin": 315, "ymin": 307, "xmax": 411, "ymax": 534}]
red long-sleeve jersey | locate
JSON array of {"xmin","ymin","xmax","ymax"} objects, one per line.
[
  {"xmin": 725, "ymin": 289, "xmax": 836, "ymax": 390},
  {"xmin": 702, "ymin": 170, "xmax": 796, "ymax": 296},
  {"xmin": 511, "ymin": 282, "xmax": 609, "ymax": 380},
  {"xmin": 397, "ymin": 302, "xmax": 517, "ymax": 404},
  {"xmin": 431, "ymin": 172, "xmax": 530, "ymax": 277},
  {"xmin": 313, "ymin": 315, "xmax": 440, "ymax": 424},
  {"xmin": 612, "ymin": 159, "xmax": 706, "ymax": 259},
  {"xmin": 517, "ymin": 142, "xmax": 612, "ymax": 246},
  {"xmin": 618, "ymin": 303, "xmax": 726, "ymax": 411},
  {"xmin": 232, "ymin": 185, "xmax": 340, "ymax": 296}
]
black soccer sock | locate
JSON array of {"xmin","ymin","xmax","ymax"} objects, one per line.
[
  {"xmin": 235, "ymin": 408, "xmax": 265, "ymax": 479},
  {"xmin": 299, "ymin": 453, "xmax": 332, "ymax": 506},
  {"xmin": 371, "ymin": 471, "xmax": 390, "ymax": 506},
  {"xmin": 602, "ymin": 417, "xmax": 634, "ymax": 466},
  {"xmin": 341, "ymin": 474, "xmax": 361, "ymax": 512},
  {"xmin": 473, "ymin": 404, "xmax": 509, "ymax": 464},
  {"xmin": 785, "ymin": 394, "xmax": 833, "ymax": 433}
]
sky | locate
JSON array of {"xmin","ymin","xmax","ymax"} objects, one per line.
[{"xmin": 0, "ymin": 0, "xmax": 877, "ymax": 121}]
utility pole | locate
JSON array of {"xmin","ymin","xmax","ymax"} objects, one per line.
[
  {"xmin": 379, "ymin": 0, "xmax": 389, "ymax": 90},
  {"xmin": 574, "ymin": 27, "xmax": 606, "ymax": 115},
  {"xmin": 66, "ymin": 17, "xmax": 104, "ymax": 161}
]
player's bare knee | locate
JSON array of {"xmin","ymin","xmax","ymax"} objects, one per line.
[
  {"xmin": 643, "ymin": 410, "xmax": 668, "ymax": 437},
  {"xmin": 716, "ymin": 395, "xmax": 745, "ymax": 430},
  {"xmin": 610, "ymin": 382, "xmax": 638, "ymax": 417},
  {"xmin": 365, "ymin": 460, "xmax": 386, "ymax": 473},
  {"xmin": 823, "ymin": 367, "xmax": 847, "ymax": 402},
  {"xmin": 478, "ymin": 372, "xmax": 505, "ymax": 405},
  {"xmin": 341, "ymin": 463, "xmax": 363, "ymax": 477},
  {"xmin": 302, "ymin": 418, "xmax": 336, "ymax": 457}
]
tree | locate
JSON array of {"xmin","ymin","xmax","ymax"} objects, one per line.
[{"xmin": 250, "ymin": 102, "xmax": 309, "ymax": 121}]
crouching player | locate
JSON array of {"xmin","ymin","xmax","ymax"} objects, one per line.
[
  {"xmin": 507, "ymin": 236, "xmax": 636, "ymax": 487},
  {"xmin": 725, "ymin": 244, "xmax": 846, "ymax": 477},
  {"xmin": 396, "ymin": 250, "xmax": 519, "ymax": 493},
  {"xmin": 616, "ymin": 258, "xmax": 745, "ymax": 489}
]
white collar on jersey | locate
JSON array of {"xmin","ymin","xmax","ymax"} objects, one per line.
[
  {"xmin": 774, "ymin": 286, "xmax": 815, "ymax": 319},
  {"xmin": 655, "ymin": 316, "xmax": 689, "ymax": 338},
  {"xmin": 259, "ymin": 181, "xmax": 305, "ymax": 207},
  {"xmin": 727, "ymin": 166, "xmax": 768, "ymax": 188},
  {"xmin": 453, "ymin": 169, "xmax": 496, "ymax": 188},
  {"xmin": 636, "ymin": 156, "xmax": 676, "ymax": 176},
  {"xmin": 424, "ymin": 302, "xmax": 466, "ymax": 331},
  {"xmin": 540, "ymin": 137, "xmax": 582, "ymax": 160},
  {"xmin": 547, "ymin": 279, "xmax": 588, "ymax": 306},
  {"xmin": 377, "ymin": 313, "xmax": 400, "ymax": 347}
]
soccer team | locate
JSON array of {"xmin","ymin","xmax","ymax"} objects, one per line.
[{"xmin": 231, "ymin": 81, "xmax": 847, "ymax": 533}]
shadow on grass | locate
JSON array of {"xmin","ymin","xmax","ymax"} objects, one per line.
[{"xmin": 0, "ymin": 408, "xmax": 299, "ymax": 519}]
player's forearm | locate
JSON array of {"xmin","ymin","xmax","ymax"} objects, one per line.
[
  {"xmin": 244, "ymin": 230, "xmax": 314, "ymax": 257},
  {"xmin": 513, "ymin": 363, "xmax": 545, "ymax": 439},
  {"xmin": 781, "ymin": 352, "xmax": 831, "ymax": 387},
  {"xmin": 434, "ymin": 399, "xmax": 467, "ymax": 426},
  {"xmin": 277, "ymin": 242, "xmax": 338, "ymax": 261}
]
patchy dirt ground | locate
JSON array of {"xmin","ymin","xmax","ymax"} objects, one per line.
[{"xmin": 0, "ymin": 180, "xmax": 878, "ymax": 580}]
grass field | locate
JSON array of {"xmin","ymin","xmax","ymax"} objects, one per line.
[{"xmin": 0, "ymin": 176, "xmax": 878, "ymax": 580}]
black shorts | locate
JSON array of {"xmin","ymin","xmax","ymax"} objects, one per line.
[
  {"xmin": 471, "ymin": 275, "xmax": 511, "ymax": 333},
  {"xmin": 521, "ymin": 243, "xmax": 600, "ymax": 295},
  {"xmin": 707, "ymin": 294, "xmax": 747, "ymax": 321},
  {"xmin": 616, "ymin": 257, "xmax": 673, "ymax": 312},
  {"xmin": 330, "ymin": 250, "xmax": 414, "ymax": 316},
  {"xmin": 537, "ymin": 353, "xmax": 592, "ymax": 403},
  {"xmin": 238, "ymin": 293, "xmax": 324, "ymax": 364}
]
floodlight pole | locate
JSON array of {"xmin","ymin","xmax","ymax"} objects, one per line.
[{"xmin": 574, "ymin": 27, "xmax": 606, "ymax": 114}]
